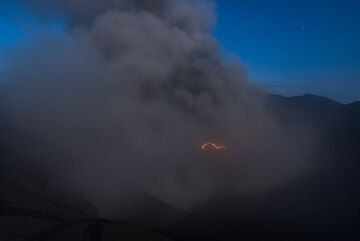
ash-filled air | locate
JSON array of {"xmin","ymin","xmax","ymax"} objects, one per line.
[{"xmin": 0, "ymin": 0, "xmax": 315, "ymax": 217}]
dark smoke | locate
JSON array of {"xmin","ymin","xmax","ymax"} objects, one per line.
[{"xmin": 1, "ymin": 0, "xmax": 315, "ymax": 217}]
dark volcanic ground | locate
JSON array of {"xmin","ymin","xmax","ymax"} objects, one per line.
[{"xmin": 1, "ymin": 94, "xmax": 360, "ymax": 241}]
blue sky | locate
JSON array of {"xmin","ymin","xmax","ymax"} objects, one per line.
[
  {"xmin": 0, "ymin": 1, "xmax": 65, "ymax": 68},
  {"xmin": 1, "ymin": 0, "xmax": 359, "ymax": 102},
  {"xmin": 215, "ymin": 0, "xmax": 360, "ymax": 103}
]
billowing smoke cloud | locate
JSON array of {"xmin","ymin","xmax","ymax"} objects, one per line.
[{"xmin": 1, "ymin": 0, "xmax": 314, "ymax": 217}]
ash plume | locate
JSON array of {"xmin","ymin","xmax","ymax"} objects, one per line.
[{"xmin": 1, "ymin": 0, "xmax": 315, "ymax": 217}]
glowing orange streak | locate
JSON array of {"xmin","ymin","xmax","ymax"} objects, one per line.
[{"xmin": 201, "ymin": 142, "xmax": 228, "ymax": 151}]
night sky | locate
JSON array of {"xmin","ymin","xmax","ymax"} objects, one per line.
[{"xmin": 1, "ymin": 0, "xmax": 359, "ymax": 103}]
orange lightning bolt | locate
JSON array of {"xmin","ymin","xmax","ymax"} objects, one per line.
[{"xmin": 201, "ymin": 142, "xmax": 229, "ymax": 151}]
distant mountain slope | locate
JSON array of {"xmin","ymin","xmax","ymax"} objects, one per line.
[
  {"xmin": 266, "ymin": 94, "xmax": 344, "ymax": 127},
  {"xmin": 267, "ymin": 93, "xmax": 360, "ymax": 166},
  {"xmin": 267, "ymin": 93, "xmax": 360, "ymax": 124},
  {"xmin": 269, "ymin": 93, "xmax": 343, "ymax": 109},
  {"xmin": 346, "ymin": 101, "xmax": 360, "ymax": 109}
]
